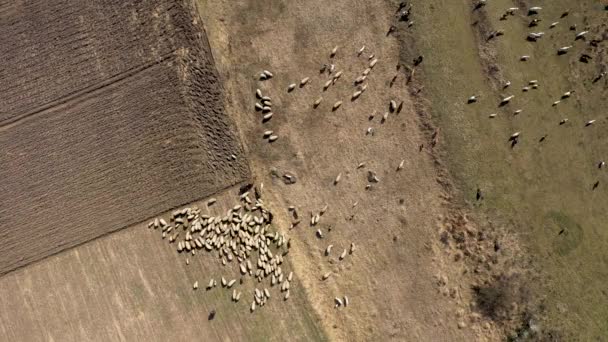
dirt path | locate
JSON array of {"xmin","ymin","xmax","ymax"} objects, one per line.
[{"xmin": 197, "ymin": 0, "xmax": 487, "ymax": 340}]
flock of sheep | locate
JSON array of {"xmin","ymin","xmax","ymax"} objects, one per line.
[
  {"xmin": 148, "ymin": 189, "xmax": 295, "ymax": 313},
  {"xmin": 469, "ymin": 3, "xmax": 604, "ymax": 163}
]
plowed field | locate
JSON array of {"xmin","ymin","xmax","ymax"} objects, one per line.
[{"xmin": 0, "ymin": 0, "xmax": 249, "ymax": 275}]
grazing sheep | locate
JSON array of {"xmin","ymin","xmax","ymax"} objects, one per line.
[
  {"xmin": 520, "ymin": 55, "xmax": 530, "ymax": 61},
  {"xmin": 357, "ymin": 46, "xmax": 366, "ymax": 56},
  {"xmin": 529, "ymin": 19, "xmax": 541, "ymax": 27},
  {"xmin": 314, "ymin": 97, "xmax": 323, "ymax": 108},
  {"xmin": 322, "ymin": 272, "xmax": 331, "ymax": 280},
  {"xmin": 598, "ymin": 161, "xmax": 606, "ymax": 169},
  {"xmin": 467, "ymin": 95, "xmax": 478, "ymax": 104},
  {"xmin": 585, "ymin": 120, "xmax": 596, "ymax": 127},
  {"xmin": 332, "ymin": 101, "xmax": 343, "ymax": 111},
  {"xmin": 334, "ymin": 173, "xmax": 342, "ymax": 185},
  {"xmin": 550, "ymin": 22, "xmax": 558, "ymax": 29},
  {"xmin": 528, "ymin": 6, "xmax": 542, "ymax": 15},
  {"xmin": 300, "ymin": 77, "xmax": 310, "ymax": 87},
  {"xmin": 557, "ymin": 46, "xmax": 573, "ymax": 55},
  {"xmin": 575, "ymin": 31, "xmax": 588, "ymax": 40},
  {"xmin": 334, "ymin": 297, "xmax": 343, "ymax": 307},
  {"xmin": 509, "ymin": 132, "xmax": 521, "ymax": 140},
  {"xmin": 562, "ymin": 90, "xmax": 574, "ymax": 99},
  {"xmin": 500, "ymin": 95, "xmax": 514, "ymax": 105},
  {"xmin": 397, "ymin": 160, "xmax": 405, "ymax": 171},
  {"xmin": 331, "ymin": 46, "xmax": 338, "ymax": 58},
  {"xmin": 288, "ymin": 83, "xmax": 296, "ymax": 92},
  {"xmin": 559, "ymin": 118, "xmax": 569, "ymax": 125},
  {"xmin": 489, "ymin": 113, "xmax": 497, "ymax": 118},
  {"xmin": 193, "ymin": 281, "xmax": 199, "ymax": 290}
]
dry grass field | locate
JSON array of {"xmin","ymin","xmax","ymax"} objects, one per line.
[{"xmin": 1, "ymin": 0, "xmax": 605, "ymax": 341}]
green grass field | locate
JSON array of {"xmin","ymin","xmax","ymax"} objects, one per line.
[{"xmin": 407, "ymin": 0, "xmax": 608, "ymax": 339}]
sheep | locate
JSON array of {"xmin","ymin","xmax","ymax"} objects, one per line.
[
  {"xmin": 503, "ymin": 81, "xmax": 511, "ymax": 89},
  {"xmin": 314, "ymin": 97, "xmax": 323, "ymax": 108},
  {"xmin": 529, "ymin": 19, "xmax": 541, "ymax": 27},
  {"xmin": 562, "ymin": 91, "xmax": 574, "ymax": 99},
  {"xmin": 599, "ymin": 161, "xmax": 606, "ymax": 169},
  {"xmin": 344, "ymin": 296, "xmax": 349, "ymax": 306},
  {"xmin": 557, "ymin": 46, "xmax": 573, "ymax": 55},
  {"xmin": 514, "ymin": 109, "xmax": 522, "ymax": 115},
  {"xmin": 549, "ymin": 22, "xmax": 559, "ymax": 29},
  {"xmin": 509, "ymin": 132, "xmax": 521, "ymax": 140},
  {"xmin": 332, "ymin": 71, "xmax": 343, "ymax": 84},
  {"xmin": 522, "ymin": 86, "xmax": 530, "ymax": 92},
  {"xmin": 268, "ymin": 135, "xmax": 279, "ymax": 142},
  {"xmin": 193, "ymin": 281, "xmax": 199, "ymax": 290},
  {"xmin": 500, "ymin": 95, "xmax": 514, "ymax": 105},
  {"xmin": 334, "ymin": 173, "xmax": 342, "ymax": 185},
  {"xmin": 397, "ymin": 160, "xmax": 405, "ymax": 171},
  {"xmin": 322, "ymin": 272, "xmax": 332, "ymax": 280},
  {"xmin": 339, "ymin": 249, "xmax": 347, "ymax": 260},
  {"xmin": 334, "ymin": 297, "xmax": 343, "ymax": 307},
  {"xmin": 553, "ymin": 100, "xmax": 561, "ymax": 106},
  {"xmin": 520, "ymin": 55, "xmax": 530, "ymax": 61},
  {"xmin": 369, "ymin": 58, "xmax": 378, "ymax": 68},
  {"xmin": 575, "ymin": 31, "xmax": 588, "ymax": 40},
  {"xmin": 489, "ymin": 113, "xmax": 497, "ymax": 118},
  {"xmin": 390, "ymin": 100, "xmax": 397, "ymax": 112},
  {"xmin": 323, "ymin": 80, "xmax": 333, "ymax": 90},
  {"xmin": 352, "ymin": 90, "xmax": 363, "ymax": 100},
  {"xmin": 357, "ymin": 46, "xmax": 366, "ymax": 56},
  {"xmin": 585, "ymin": 120, "xmax": 596, "ymax": 127},
  {"xmin": 262, "ymin": 113, "xmax": 273, "ymax": 122},
  {"xmin": 527, "ymin": 32, "xmax": 544, "ymax": 41},
  {"xmin": 287, "ymin": 83, "xmax": 296, "ymax": 92},
  {"xmin": 559, "ymin": 118, "xmax": 569, "ymax": 125},
  {"xmin": 256, "ymin": 89, "xmax": 263, "ymax": 99},
  {"xmin": 332, "ymin": 101, "xmax": 343, "ymax": 111},
  {"xmin": 300, "ymin": 77, "xmax": 310, "ymax": 87},
  {"xmin": 528, "ymin": 6, "xmax": 542, "ymax": 15},
  {"xmin": 467, "ymin": 95, "xmax": 478, "ymax": 104},
  {"xmin": 331, "ymin": 46, "xmax": 338, "ymax": 58}
]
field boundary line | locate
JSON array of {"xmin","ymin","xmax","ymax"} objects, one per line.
[{"xmin": 0, "ymin": 51, "xmax": 177, "ymax": 130}]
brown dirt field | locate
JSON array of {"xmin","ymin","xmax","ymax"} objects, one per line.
[
  {"xmin": 0, "ymin": 0, "xmax": 248, "ymax": 275},
  {"xmin": 197, "ymin": 0, "xmax": 494, "ymax": 340},
  {"xmin": 0, "ymin": 0, "xmax": 510, "ymax": 341}
]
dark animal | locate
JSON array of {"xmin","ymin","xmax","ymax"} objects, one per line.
[{"xmin": 208, "ymin": 309, "xmax": 216, "ymax": 320}]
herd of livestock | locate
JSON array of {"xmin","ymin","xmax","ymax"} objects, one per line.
[{"xmin": 146, "ymin": 0, "xmax": 606, "ymax": 324}]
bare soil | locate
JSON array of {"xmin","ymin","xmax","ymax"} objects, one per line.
[{"xmin": 0, "ymin": 0, "xmax": 248, "ymax": 275}]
